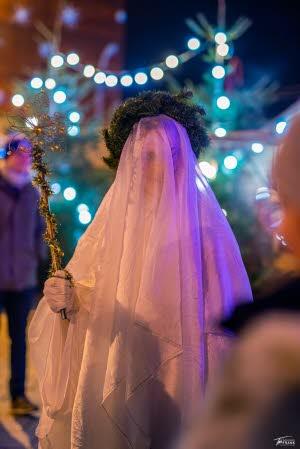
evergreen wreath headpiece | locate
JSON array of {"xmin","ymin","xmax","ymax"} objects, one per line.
[{"xmin": 102, "ymin": 90, "xmax": 209, "ymax": 169}]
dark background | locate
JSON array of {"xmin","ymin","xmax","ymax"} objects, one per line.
[{"xmin": 126, "ymin": 0, "xmax": 300, "ymax": 116}]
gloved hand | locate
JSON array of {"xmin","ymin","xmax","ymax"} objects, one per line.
[{"xmin": 43, "ymin": 270, "xmax": 78, "ymax": 320}]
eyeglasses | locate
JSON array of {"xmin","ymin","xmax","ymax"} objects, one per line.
[{"xmin": 255, "ymin": 187, "xmax": 287, "ymax": 247}]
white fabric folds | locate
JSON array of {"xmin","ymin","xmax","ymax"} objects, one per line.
[{"xmin": 29, "ymin": 115, "xmax": 252, "ymax": 449}]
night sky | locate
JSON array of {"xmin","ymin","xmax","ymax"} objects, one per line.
[{"xmin": 126, "ymin": 0, "xmax": 300, "ymax": 117}]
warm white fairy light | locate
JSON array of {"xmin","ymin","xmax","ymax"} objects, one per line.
[
  {"xmin": 224, "ymin": 155, "xmax": 238, "ymax": 170},
  {"xmin": 67, "ymin": 52, "xmax": 80, "ymax": 65},
  {"xmin": 53, "ymin": 90, "xmax": 66, "ymax": 104},
  {"xmin": 120, "ymin": 75, "xmax": 133, "ymax": 86},
  {"xmin": 150, "ymin": 67, "xmax": 164, "ymax": 80},
  {"xmin": 83, "ymin": 65, "xmax": 95, "ymax": 78},
  {"xmin": 45, "ymin": 78, "xmax": 56, "ymax": 90},
  {"xmin": 214, "ymin": 127, "xmax": 227, "ymax": 137},
  {"xmin": 94, "ymin": 72, "xmax": 106, "ymax": 84},
  {"xmin": 165, "ymin": 55, "xmax": 179, "ymax": 68},
  {"xmin": 217, "ymin": 95, "xmax": 230, "ymax": 110},
  {"xmin": 251, "ymin": 143, "xmax": 264, "ymax": 153},
  {"xmin": 134, "ymin": 72, "xmax": 148, "ymax": 85},
  {"xmin": 276, "ymin": 121, "xmax": 287, "ymax": 134},
  {"xmin": 187, "ymin": 37, "xmax": 201, "ymax": 50},
  {"xmin": 216, "ymin": 43, "xmax": 229, "ymax": 57},
  {"xmin": 212, "ymin": 65, "xmax": 225, "ymax": 79},
  {"xmin": 69, "ymin": 112, "xmax": 80, "ymax": 123},
  {"xmin": 105, "ymin": 75, "xmax": 118, "ymax": 87},
  {"xmin": 215, "ymin": 32, "xmax": 227, "ymax": 44},
  {"xmin": 51, "ymin": 54, "xmax": 64, "ymax": 68},
  {"xmin": 12, "ymin": 94, "xmax": 24, "ymax": 107}
]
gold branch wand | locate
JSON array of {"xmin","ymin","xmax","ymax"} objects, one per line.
[{"xmin": 8, "ymin": 91, "xmax": 72, "ymax": 320}]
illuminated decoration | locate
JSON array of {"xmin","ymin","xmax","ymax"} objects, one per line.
[
  {"xmin": 67, "ymin": 52, "xmax": 80, "ymax": 65},
  {"xmin": 51, "ymin": 182, "xmax": 61, "ymax": 195},
  {"xmin": 114, "ymin": 9, "xmax": 127, "ymax": 24},
  {"xmin": 224, "ymin": 155, "xmax": 238, "ymax": 170},
  {"xmin": 13, "ymin": 6, "xmax": 30, "ymax": 24},
  {"xmin": 61, "ymin": 5, "xmax": 79, "ymax": 27},
  {"xmin": 25, "ymin": 116, "xmax": 38, "ymax": 129},
  {"xmin": 105, "ymin": 74, "xmax": 118, "ymax": 87},
  {"xmin": 214, "ymin": 127, "xmax": 226, "ymax": 137},
  {"xmin": 79, "ymin": 210, "xmax": 92, "ymax": 225},
  {"xmin": 39, "ymin": 42, "xmax": 54, "ymax": 58},
  {"xmin": 150, "ymin": 67, "xmax": 164, "ymax": 80},
  {"xmin": 45, "ymin": 78, "xmax": 56, "ymax": 90},
  {"xmin": 120, "ymin": 74, "xmax": 133, "ymax": 87},
  {"xmin": 68, "ymin": 125, "xmax": 80, "ymax": 136},
  {"xmin": 31, "ymin": 77, "xmax": 43, "ymax": 89},
  {"xmin": 199, "ymin": 161, "xmax": 217, "ymax": 180},
  {"xmin": 69, "ymin": 111, "xmax": 80, "ymax": 123},
  {"xmin": 63, "ymin": 187, "xmax": 77, "ymax": 201},
  {"xmin": 188, "ymin": 37, "xmax": 201, "ymax": 50},
  {"xmin": 251, "ymin": 142, "xmax": 264, "ymax": 153},
  {"xmin": 12, "ymin": 94, "xmax": 25, "ymax": 107},
  {"xmin": 217, "ymin": 95, "xmax": 230, "ymax": 110},
  {"xmin": 53, "ymin": 90, "xmax": 67, "ymax": 104},
  {"xmin": 83, "ymin": 65, "xmax": 95, "ymax": 78},
  {"xmin": 216, "ymin": 43, "xmax": 229, "ymax": 57},
  {"xmin": 77, "ymin": 203, "xmax": 89, "ymax": 213},
  {"xmin": 276, "ymin": 121, "xmax": 287, "ymax": 134},
  {"xmin": 215, "ymin": 32, "xmax": 227, "ymax": 44},
  {"xmin": 165, "ymin": 55, "xmax": 179, "ymax": 68},
  {"xmin": 94, "ymin": 72, "xmax": 106, "ymax": 84},
  {"xmin": 212, "ymin": 65, "xmax": 225, "ymax": 79},
  {"xmin": 51, "ymin": 54, "xmax": 64, "ymax": 68},
  {"xmin": 134, "ymin": 72, "xmax": 148, "ymax": 85}
]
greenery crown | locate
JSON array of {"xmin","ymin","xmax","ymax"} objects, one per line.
[{"xmin": 102, "ymin": 90, "xmax": 209, "ymax": 169}]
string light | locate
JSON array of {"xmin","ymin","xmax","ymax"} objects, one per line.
[
  {"xmin": 276, "ymin": 121, "xmax": 287, "ymax": 134},
  {"xmin": 68, "ymin": 125, "xmax": 80, "ymax": 136},
  {"xmin": 79, "ymin": 210, "xmax": 92, "ymax": 224},
  {"xmin": 224, "ymin": 155, "xmax": 238, "ymax": 170},
  {"xmin": 69, "ymin": 111, "xmax": 80, "ymax": 123},
  {"xmin": 165, "ymin": 55, "xmax": 179, "ymax": 68},
  {"xmin": 212, "ymin": 65, "xmax": 225, "ymax": 79},
  {"xmin": 120, "ymin": 74, "xmax": 133, "ymax": 86},
  {"xmin": 83, "ymin": 65, "xmax": 95, "ymax": 78},
  {"xmin": 251, "ymin": 142, "xmax": 264, "ymax": 153},
  {"xmin": 215, "ymin": 32, "xmax": 227, "ymax": 44},
  {"xmin": 187, "ymin": 37, "xmax": 200, "ymax": 50},
  {"xmin": 150, "ymin": 67, "xmax": 164, "ymax": 80},
  {"xmin": 67, "ymin": 52, "xmax": 80, "ymax": 65},
  {"xmin": 53, "ymin": 90, "xmax": 67, "ymax": 104},
  {"xmin": 94, "ymin": 72, "xmax": 106, "ymax": 84},
  {"xmin": 51, "ymin": 182, "xmax": 61, "ymax": 194},
  {"xmin": 51, "ymin": 54, "xmax": 64, "ymax": 68},
  {"xmin": 216, "ymin": 43, "xmax": 229, "ymax": 57},
  {"xmin": 77, "ymin": 203, "xmax": 89, "ymax": 213},
  {"xmin": 12, "ymin": 94, "xmax": 24, "ymax": 107},
  {"xmin": 199, "ymin": 161, "xmax": 217, "ymax": 180},
  {"xmin": 30, "ymin": 77, "xmax": 43, "ymax": 89},
  {"xmin": 63, "ymin": 187, "xmax": 76, "ymax": 201},
  {"xmin": 105, "ymin": 74, "xmax": 118, "ymax": 87},
  {"xmin": 217, "ymin": 95, "xmax": 230, "ymax": 110},
  {"xmin": 45, "ymin": 78, "xmax": 56, "ymax": 90},
  {"xmin": 134, "ymin": 72, "xmax": 148, "ymax": 85},
  {"xmin": 214, "ymin": 127, "xmax": 227, "ymax": 137}
]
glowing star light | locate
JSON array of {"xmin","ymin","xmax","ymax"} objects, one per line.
[{"xmin": 61, "ymin": 5, "xmax": 79, "ymax": 27}]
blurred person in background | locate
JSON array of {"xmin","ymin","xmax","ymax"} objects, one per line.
[
  {"xmin": 0, "ymin": 136, "xmax": 46, "ymax": 415},
  {"xmin": 176, "ymin": 115, "xmax": 300, "ymax": 449}
]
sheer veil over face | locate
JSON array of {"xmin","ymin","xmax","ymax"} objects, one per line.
[{"xmin": 29, "ymin": 115, "xmax": 252, "ymax": 449}]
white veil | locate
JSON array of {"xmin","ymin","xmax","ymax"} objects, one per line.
[{"xmin": 29, "ymin": 115, "xmax": 252, "ymax": 448}]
